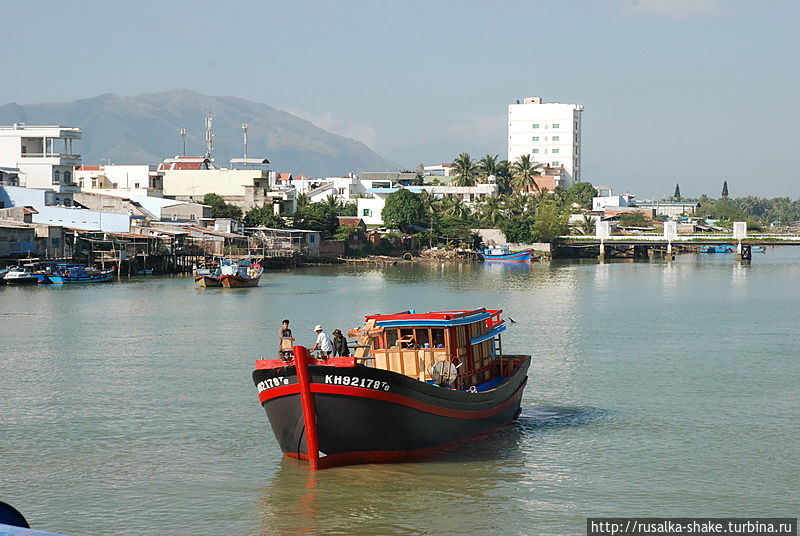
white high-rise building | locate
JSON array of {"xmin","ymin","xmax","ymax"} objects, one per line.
[
  {"xmin": 0, "ymin": 124, "xmax": 81, "ymax": 192},
  {"xmin": 507, "ymin": 97, "xmax": 582, "ymax": 186}
]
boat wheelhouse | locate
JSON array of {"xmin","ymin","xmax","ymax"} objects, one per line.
[{"xmin": 253, "ymin": 308, "xmax": 530, "ymax": 469}]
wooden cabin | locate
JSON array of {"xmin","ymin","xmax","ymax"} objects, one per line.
[{"xmin": 350, "ymin": 309, "xmax": 508, "ymax": 389}]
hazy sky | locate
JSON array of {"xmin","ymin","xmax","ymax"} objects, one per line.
[{"xmin": 3, "ymin": 0, "xmax": 799, "ymax": 197}]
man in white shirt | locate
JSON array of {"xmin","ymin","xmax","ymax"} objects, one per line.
[{"xmin": 311, "ymin": 325, "xmax": 334, "ymax": 357}]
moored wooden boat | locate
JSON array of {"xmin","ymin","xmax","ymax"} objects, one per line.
[
  {"xmin": 49, "ymin": 268, "xmax": 114, "ymax": 284},
  {"xmin": 219, "ymin": 261, "xmax": 263, "ymax": 288},
  {"xmin": 480, "ymin": 246, "xmax": 537, "ymax": 262},
  {"xmin": 253, "ymin": 308, "xmax": 530, "ymax": 469}
]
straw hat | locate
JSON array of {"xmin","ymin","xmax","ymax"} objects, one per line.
[{"xmin": 314, "ymin": 325, "xmax": 323, "ymax": 331}]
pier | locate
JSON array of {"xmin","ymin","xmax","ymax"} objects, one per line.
[{"xmin": 555, "ymin": 222, "xmax": 800, "ymax": 263}]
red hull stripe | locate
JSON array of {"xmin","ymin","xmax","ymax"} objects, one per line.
[{"xmin": 259, "ymin": 382, "xmax": 523, "ymax": 420}]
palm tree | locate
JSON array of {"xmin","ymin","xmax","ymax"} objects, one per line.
[
  {"xmin": 321, "ymin": 193, "xmax": 342, "ymax": 212},
  {"xmin": 450, "ymin": 153, "xmax": 478, "ymax": 187},
  {"xmin": 296, "ymin": 193, "xmax": 310, "ymax": 208},
  {"xmin": 440, "ymin": 195, "xmax": 471, "ymax": 219},
  {"xmin": 574, "ymin": 214, "xmax": 595, "ymax": 235},
  {"xmin": 477, "ymin": 154, "xmax": 499, "ymax": 184},
  {"xmin": 510, "ymin": 155, "xmax": 545, "ymax": 194},
  {"xmin": 418, "ymin": 189, "xmax": 439, "ymax": 217},
  {"xmin": 477, "ymin": 195, "xmax": 504, "ymax": 226},
  {"xmin": 494, "ymin": 160, "xmax": 513, "ymax": 196},
  {"xmin": 503, "ymin": 193, "xmax": 533, "ymax": 217}
]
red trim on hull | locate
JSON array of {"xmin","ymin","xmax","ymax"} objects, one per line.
[{"xmin": 259, "ymin": 382, "xmax": 524, "ymax": 420}]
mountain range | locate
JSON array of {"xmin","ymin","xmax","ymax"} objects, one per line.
[{"xmin": 0, "ymin": 89, "xmax": 399, "ymax": 177}]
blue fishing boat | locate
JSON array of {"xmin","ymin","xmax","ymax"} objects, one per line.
[
  {"xmin": 49, "ymin": 267, "xmax": 115, "ymax": 284},
  {"xmin": 699, "ymin": 245, "xmax": 735, "ymax": 253},
  {"xmin": 752, "ymin": 246, "xmax": 766, "ymax": 253},
  {"xmin": 480, "ymin": 246, "xmax": 537, "ymax": 262}
]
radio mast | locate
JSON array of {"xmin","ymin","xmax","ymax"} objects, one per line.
[
  {"xmin": 204, "ymin": 113, "xmax": 214, "ymax": 162},
  {"xmin": 179, "ymin": 128, "xmax": 187, "ymax": 155},
  {"xmin": 242, "ymin": 123, "xmax": 248, "ymax": 158}
]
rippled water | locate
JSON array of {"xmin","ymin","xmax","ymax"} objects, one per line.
[{"xmin": 1, "ymin": 250, "xmax": 798, "ymax": 535}]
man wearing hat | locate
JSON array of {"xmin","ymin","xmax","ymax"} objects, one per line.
[
  {"xmin": 331, "ymin": 329, "xmax": 350, "ymax": 357},
  {"xmin": 311, "ymin": 324, "xmax": 334, "ymax": 357}
]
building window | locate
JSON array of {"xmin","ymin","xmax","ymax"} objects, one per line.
[
  {"xmin": 552, "ymin": 123, "xmax": 559, "ymax": 128},
  {"xmin": 552, "ymin": 136, "xmax": 560, "ymax": 141},
  {"xmin": 134, "ymin": 182, "xmax": 140, "ymax": 188},
  {"xmin": 362, "ymin": 208, "xmax": 372, "ymax": 217},
  {"xmin": 532, "ymin": 124, "xmax": 539, "ymax": 129},
  {"xmin": 532, "ymin": 149, "xmax": 539, "ymax": 154},
  {"xmin": 531, "ymin": 136, "xmax": 539, "ymax": 141},
  {"xmin": 64, "ymin": 199, "xmax": 72, "ymax": 207},
  {"xmin": 575, "ymin": 121, "xmax": 579, "ymax": 129},
  {"xmin": 552, "ymin": 149, "xmax": 560, "ymax": 154},
  {"xmin": 309, "ymin": 234, "xmax": 315, "ymax": 243},
  {"xmin": 53, "ymin": 170, "xmax": 61, "ymax": 183},
  {"xmin": 552, "ymin": 161, "xmax": 559, "ymax": 166},
  {"xmin": 63, "ymin": 171, "xmax": 72, "ymax": 184}
]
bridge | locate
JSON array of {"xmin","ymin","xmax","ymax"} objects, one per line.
[{"xmin": 556, "ymin": 221, "xmax": 800, "ymax": 261}]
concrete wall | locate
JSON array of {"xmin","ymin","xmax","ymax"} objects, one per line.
[
  {"xmin": 319, "ymin": 240, "xmax": 345, "ymax": 258},
  {"xmin": 162, "ymin": 169, "xmax": 268, "ymax": 197}
]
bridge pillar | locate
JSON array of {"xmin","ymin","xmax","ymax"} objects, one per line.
[
  {"xmin": 598, "ymin": 241, "xmax": 605, "ymax": 261},
  {"xmin": 736, "ymin": 242, "xmax": 752, "ymax": 262},
  {"xmin": 666, "ymin": 241, "xmax": 674, "ymax": 261}
]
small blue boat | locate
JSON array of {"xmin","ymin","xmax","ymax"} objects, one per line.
[
  {"xmin": 49, "ymin": 267, "xmax": 115, "ymax": 284},
  {"xmin": 699, "ymin": 245, "xmax": 735, "ymax": 253},
  {"xmin": 480, "ymin": 246, "xmax": 537, "ymax": 262}
]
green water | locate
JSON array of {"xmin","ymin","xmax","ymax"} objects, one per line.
[{"xmin": 1, "ymin": 251, "xmax": 798, "ymax": 535}]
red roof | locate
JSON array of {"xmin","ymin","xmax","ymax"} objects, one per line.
[
  {"xmin": 277, "ymin": 173, "xmax": 292, "ymax": 181},
  {"xmin": 294, "ymin": 174, "xmax": 309, "ymax": 180},
  {"xmin": 76, "ymin": 165, "xmax": 101, "ymax": 171}
]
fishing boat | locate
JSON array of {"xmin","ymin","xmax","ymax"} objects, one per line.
[
  {"xmin": 137, "ymin": 269, "xmax": 154, "ymax": 276},
  {"xmin": 480, "ymin": 246, "xmax": 537, "ymax": 262},
  {"xmin": 253, "ymin": 308, "xmax": 530, "ymax": 470},
  {"xmin": 2, "ymin": 267, "xmax": 39, "ymax": 285},
  {"xmin": 194, "ymin": 259, "xmax": 221, "ymax": 287},
  {"xmin": 219, "ymin": 260, "xmax": 263, "ymax": 288},
  {"xmin": 48, "ymin": 267, "xmax": 114, "ymax": 284}
]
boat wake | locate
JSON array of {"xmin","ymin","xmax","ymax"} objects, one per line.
[{"xmin": 516, "ymin": 405, "xmax": 612, "ymax": 430}]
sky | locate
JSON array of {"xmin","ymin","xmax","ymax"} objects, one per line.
[{"xmin": 2, "ymin": 0, "xmax": 799, "ymax": 198}]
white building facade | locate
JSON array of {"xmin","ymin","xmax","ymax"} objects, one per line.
[
  {"xmin": 75, "ymin": 164, "xmax": 164, "ymax": 198},
  {"xmin": 507, "ymin": 97, "xmax": 582, "ymax": 186},
  {"xmin": 0, "ymin": 124, "xmax": 81, "ymax": 192}
]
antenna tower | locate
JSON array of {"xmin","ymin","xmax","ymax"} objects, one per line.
[
  {"xmin": 204, "ymin": 113, "xmax": 214, "ymax": 161},
  {"xmin": 242, "ymin": 123, "xmax": 249, "ymax": 158},
  {"xmin": 179, "ymin": 128, "xmax": 187, "ymax": 155}
]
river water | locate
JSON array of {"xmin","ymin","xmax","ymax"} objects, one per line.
[{"xmin": 1, "ymin": 250, "xmax": 798, "ymax": 535}]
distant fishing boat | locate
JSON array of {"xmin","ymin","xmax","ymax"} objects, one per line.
[
  {"xmin": 137, "ymin": 269, "xmax": 154, "ymax": 276},
  {"xmin": 752, "ymin": 246, "xmax": 766, "ymax": 253},
  {"xmin": 219, "ymin": 260, "xmax": 263, "ymax": 288},
  {"xmin": 2, "ymin": 267, "xmax": 39, "ymax": 285},
  {"xmin": 49, "ymin": 267, "xmax": 114, "ymax": 284},
  {"xmin": 699, "ymin": 245, "xmax": 735, "ymax": 253},
  {"xmin": 480, "ymin": 246, "xmax": 537, "ymax": 262},
  {"xmin": 253, "ymin": 308, "xmax": 530, "ymax": 469}
]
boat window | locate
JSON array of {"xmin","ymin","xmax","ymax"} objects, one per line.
[
  {"xmin": 399, "ymin": 328, "xmax": 416, "ymax": 348},
  {"xmin": 416, "ymin": 328, "xmax": 430, "ymax": 348},
  {"xmin": 386, "ymin": 329, "xmax": 398, "ymax": 348},
  {"xmin": 431, "ymin": 329, "xmax": 445, "ymax": 348}
]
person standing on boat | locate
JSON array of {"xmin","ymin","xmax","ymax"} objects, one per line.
[
  {"xmin": 331, "ymin": 329, "xmax": 350, "ymax": 357},
  {"xmin": 279, "ymin": 319, "xmax": 294, "ymax": 359},
  {"xmin": 311, "ymin": 325, "xmax": 334, "ymax": 357}
]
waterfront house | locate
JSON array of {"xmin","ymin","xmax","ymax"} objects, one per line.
[
  {"xmin": 74, "ymin": 164, "xmax": 164, "ymax": 198},
  {"xmin": 0, "ymin": 124, "xmax": 81, "ymax": 192}
]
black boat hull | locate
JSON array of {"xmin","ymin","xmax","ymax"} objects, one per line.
[{"xmin": 253, "ymin": 358, "xmax": 529, "ymax": 467}]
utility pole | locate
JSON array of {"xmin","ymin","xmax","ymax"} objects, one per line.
[
  {"xmin": 180, "ymin": 128, "xmax": 187, "ymax": 156},
  {"xmin": 242, "ymin": 123, "xmax": 248, "ymax": 159}
]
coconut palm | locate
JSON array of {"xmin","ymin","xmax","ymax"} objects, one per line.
[
  {"xmin": 477, "ymin": 154, "xmax": 499, "ymax": 183},
  {"xmin": 296, "ymin": 193, "xmax": 310, "ymax": 208},
  {"xmin": 574, "ymin": 214, "xmax": 595, "ymax": 235},
  {"xmin": 510, "ymin": 155, "xmax": 545, "ymax": 194},
  {"xmin": 440, "ymin": 195, "xmax": 471, "ymax": 219},
  {"xmin": 450, "ymin": 153, "xmax": 478, "ymax": 187},
  {"xmin": 418, "ymin": 189, "xmax": 439, "ymax": 217},
  {"xmin": 477, "ymin": 195, "xmax": 505, "ymax": 226},
  {"xmin": 503, "ymin": 193, "xmax": 534, "ymax": 217},
  {"xmin": 321, "ymin": 193, "xmax": 343, "ymax": 212},
  {"xmin": 493, "ymin": 160, "xmax": 513, "ymax": 196}
]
